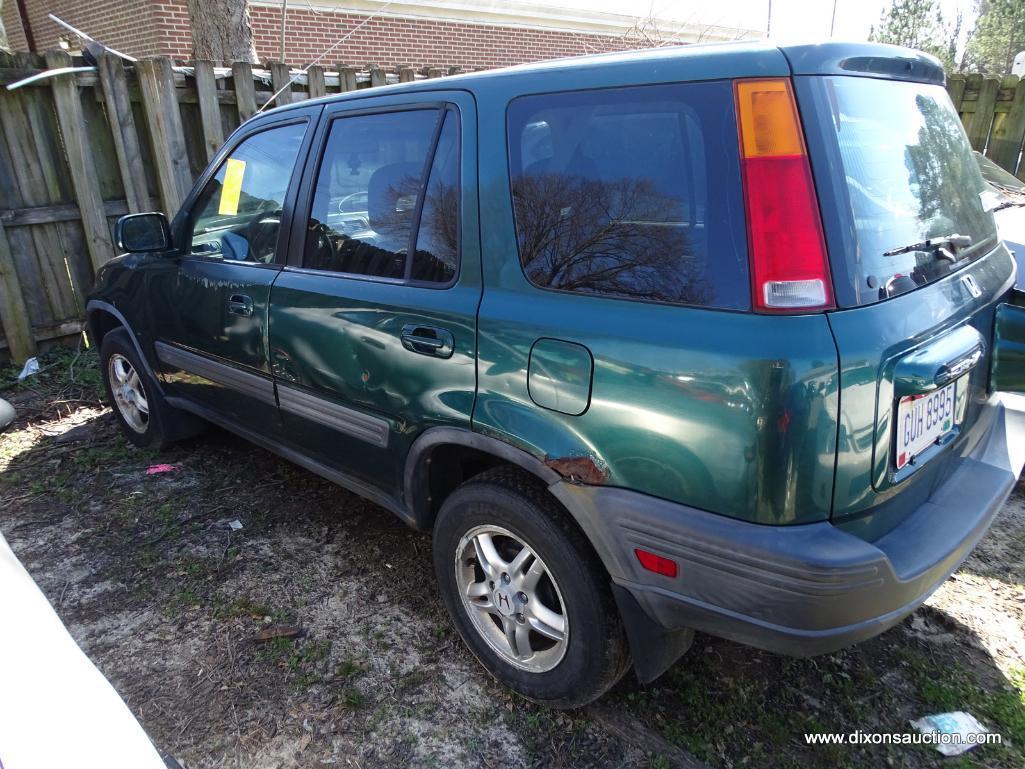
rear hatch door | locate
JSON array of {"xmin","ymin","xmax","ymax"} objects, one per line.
[{"xmin": 788, "ymin": 46, "xmax": 1016, "ymax": 534}]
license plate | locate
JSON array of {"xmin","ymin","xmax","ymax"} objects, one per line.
[{"xmin": 895, "ymin": 375, "xmax": 968, "ymax": 470}]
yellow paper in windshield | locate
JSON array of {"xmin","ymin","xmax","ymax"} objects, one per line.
[{"xmin": 218, "ymin": 158, "xmax": 246, "ymax": 216}]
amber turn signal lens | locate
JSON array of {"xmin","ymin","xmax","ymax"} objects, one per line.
[{"xmin": 735, "ymin": 78, "xmax": 806, "ymax": 158}]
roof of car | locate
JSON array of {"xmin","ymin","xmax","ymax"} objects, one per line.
[{"xmin": 262, "ymin": 39, "xmax": 945, "ymax": 120}]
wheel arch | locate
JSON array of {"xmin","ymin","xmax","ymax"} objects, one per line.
[
  {"xmin": 86, "ymin": 300, "xmax": 164, "ymax": 395},
  {"xmin": 403, "ymin": 427, "xmax": 562, "ymax": 532},
  {"xmin": 407, "ymin": 428, "xmax": 694, "ymax": 684},
  {"xmin": 403, "ymin": 428, "xmax": 623, "ymax": 586}
]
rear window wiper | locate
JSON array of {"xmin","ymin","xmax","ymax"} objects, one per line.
[
  {"xmin": 883, "ymin": 233, "xmax": 973, "ymax": 263},
  {"xmin": 993, "ymin": 200, "xmax": 1025, "ymax": 212}
]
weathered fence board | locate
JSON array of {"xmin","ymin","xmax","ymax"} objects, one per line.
[
  {"xmin": 47, "ymin": 50, "xmax": 116, "ymax": 273},
  {"xmin": 97, "ymin": 53, "xmax": 150, "ymax": 214},
  {"xmin": 192, "ymin": 59, "xmax": 224, "ymax": 164},
  {"xmin": 948, "ymin": 73, "xmax": 1025, "ymax": 181},
  {"xmin": 231, "ymin": 61, "xmax": 258, "ymax": 122},
  {"xmin": 0, "ymin": 221, "xmax": 36, "ymax": 362},
  {"xmin": 0, "ymin": 52, "xmax": 454, "ymax": 361},
  {"xmin": 137, "ymin": 57, "xmax": 192, "ymax": 216},
  {"xmin": 307, "ymin": 65, "xmax": 326, "ymax": 99}
]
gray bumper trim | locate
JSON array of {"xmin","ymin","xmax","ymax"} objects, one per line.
[{"xmin": 550, "ymin": 392, "xmax": 1025, "ymax": 656}]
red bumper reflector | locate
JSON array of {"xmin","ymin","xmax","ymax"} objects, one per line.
[{"xmin": 634, "ymin": 548, "xmax": 678, "ymax": 578}]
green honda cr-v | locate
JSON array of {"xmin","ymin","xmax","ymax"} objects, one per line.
[{"xmin": 89, "ymin": 40, "xmax": 1025, "ymax": 708}]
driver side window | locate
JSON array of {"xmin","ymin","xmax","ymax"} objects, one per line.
[{"xmin": 188, "ymin": 122, "xmax": 307, "ymax": 264}]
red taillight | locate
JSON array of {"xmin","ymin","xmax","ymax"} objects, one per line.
[
  {"xmin": 634, "ymin": 548, "xmax": 678, "ymax": 578},
  {"xmin": 734, "ymin": 79, "xmax": 834, "ymax": 312}
]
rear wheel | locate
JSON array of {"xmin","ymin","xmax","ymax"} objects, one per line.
[
  {"xmin": 433, "ymin": 467, "xmax": 630, "ymax": 707},
  {"xmin": 100, "ymin": 328, "xmax": 204, "ymax": 449}
]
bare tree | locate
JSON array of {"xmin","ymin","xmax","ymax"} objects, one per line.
[{"xmin": 186, "ymin": 0, "xmax": 258, "ymax": 63}]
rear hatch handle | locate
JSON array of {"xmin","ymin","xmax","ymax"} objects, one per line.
[{"xmin": 893, "ymin": 325, "xmax": 985, "ymax": 396}]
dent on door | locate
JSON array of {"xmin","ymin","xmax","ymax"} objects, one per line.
[{"xmin": 992, "ymin": 288, "xmax": 1025, "ymax": 393}]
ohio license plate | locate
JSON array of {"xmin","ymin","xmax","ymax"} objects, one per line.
[{"xmin": 895, "ymin": 375, "xmax": 968, "ymax": 470}]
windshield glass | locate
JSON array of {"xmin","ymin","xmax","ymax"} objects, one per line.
[{"xmin": 810, "ymin": 77, "xmax": 998, "ymax": 304}]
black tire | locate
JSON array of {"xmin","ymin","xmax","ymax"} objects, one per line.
[
  {"xmin": 100, "ymin": 328, "xmax": 204, "ymax": 449},
  {"xmin": 433, "ymin": 466, "xmax": 630, "ymax": 708}
]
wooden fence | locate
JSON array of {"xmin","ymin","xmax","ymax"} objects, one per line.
[
  {"xmin": 947, "ymin": 73, "xmax": 1025, "ymax": 178},
  {"xmin": 0, "ymin": 60, "xmax": 1023, "ymax": 364},
  {"xmin": 0, "ymin": 51, "xmax": 458, "ymax": 363}
]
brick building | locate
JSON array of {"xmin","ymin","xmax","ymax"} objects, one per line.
[{"xmin": 3, "ymin": 0, "xmax": 758, "ymax": 68}]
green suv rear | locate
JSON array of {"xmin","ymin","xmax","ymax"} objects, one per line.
[{"xmin": 88, "ymin": 41, "xmax": 1025, "ymax": 707}]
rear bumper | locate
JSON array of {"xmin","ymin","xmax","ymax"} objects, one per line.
[{"xmin": 551, "ymin": 392, "xmax": 1025, "ymax": 657}]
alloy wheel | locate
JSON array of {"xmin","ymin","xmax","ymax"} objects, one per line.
[
  {"xmin": 108, "ymin": 353, "xmax": 149, "ymax": 434},
  {"xmin": 454, "ymin": 524, "xmax": 568, "ymax": 672}
]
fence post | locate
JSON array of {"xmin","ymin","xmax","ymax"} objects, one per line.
[
  {"xmin": 44, "ymin": 50, "xmax": 114, "ymax": 271},
  {"xmin": 426, "ymin": 67, "xmax": 444, "ymax": 79},
  {"xmin": 192, "ymin": 59, "xmax": 224, "ymax": 164},
  {"xmin": 399, "ymin": 66, "xmax": 414, "ymax": 83},
  {"xmin": 96, "ymin": 52, "xmax": 149, "ymax": 213},
  {"xmin": 269, "ymin": 61, "xmax": 293, "ymax": 106},
  {"xmin": 307, "ymin": 65, "xmax": 326, "ymax": 98},
  {"xmin": 0, "ymin": 221, "xmax": 37, "ymax": 364},
  {"xmin": 136, "ymin": 56, "xmax": 192, "ymax": 217},
  {"xmin": 990, "ymin": 75, "xmax": 1025, "ymax": 178},
  {"xmin": 231, "ymin": 61, "xmax": 257, "ymax": 122},
  {"xmin": 369, "ymin": 67, "xmax": 386, "ymax": 88},
  {"xmin": 947, "ymin": 74, "xmax": 966, "ymax": 111},
  {"xmin": 965, "ymin": 74, "xmax": 999, "ymax": 151},
  {"xmin": 336, "ymin": 65, "xmax": 356, "ymax": 92}
]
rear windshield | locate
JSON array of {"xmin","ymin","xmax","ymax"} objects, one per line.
[{"xmin": 803, "ymin": 77, "xmax": 998, "ymax": 306}]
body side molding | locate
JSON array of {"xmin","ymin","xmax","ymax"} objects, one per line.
[
  {"xmin": 154, "ymin": 341, "xmax": 277, "ymax": 406},
  {"xmin": 277, "ymin": 384, "xmax": 389, "ymax": 448},
  {"xmin": 165, "ymin": 395, "xmax": 413, "ymax": 525}
]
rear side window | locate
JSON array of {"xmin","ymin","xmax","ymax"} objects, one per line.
[
  {"xmin": 507, "ymin": 82, "xmax": 749, "ymax": 310},
  {"xmin": 304, "ymin": 108, "xmax": 459, "ymax": 284}
]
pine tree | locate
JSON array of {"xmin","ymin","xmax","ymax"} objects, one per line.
[
  {"xmin": 964, "ymin": 0, "xmax": 1025, "ymax": 73},
  {"xmin": 869, "ymin": 0, "xmax": 958, "ymax": 71}
]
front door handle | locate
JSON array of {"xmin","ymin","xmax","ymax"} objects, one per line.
[
  {"xmin": 400, "ymin": 324, "xmax": 454, "ymax": 359},
  {"xmin": 228, "ymin": 294, "xmax": 254, "ymax": 317}
]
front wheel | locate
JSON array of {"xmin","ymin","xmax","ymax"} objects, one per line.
[
  {"xmin": 433, "ymin": 467, "xmax": 630, "ymax": 708},
  {"xmin": 100, "ymin": 328, "xmax": 204, "ymax": 449}
]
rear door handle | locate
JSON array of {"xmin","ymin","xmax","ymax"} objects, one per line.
[
  {"xmin": 400, "ymin": 324, "xmax": 454, "ymax": 358},
  {"xmin": 228, "ymin": 294, "xmax": 254, "ymax": 317}
]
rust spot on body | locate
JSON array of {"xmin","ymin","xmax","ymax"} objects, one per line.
[{"xmin": 544, "ymin": 454, "xmax": 609, "ymax": 485}]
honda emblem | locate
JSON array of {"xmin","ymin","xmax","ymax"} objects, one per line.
[{"xmin": 961, "ymin": 274, "xmax": 982, "ymax": 298}]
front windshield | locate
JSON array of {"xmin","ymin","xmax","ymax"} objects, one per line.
[{"xmin": 815, "ymin": 77, "xmax": 998, "ymax": 302}]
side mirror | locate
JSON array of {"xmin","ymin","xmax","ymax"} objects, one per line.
[{"xmin": 115, "ymin": 212, "xmax": 171, "ymax": 253}]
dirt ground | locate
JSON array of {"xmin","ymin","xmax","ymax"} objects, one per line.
[{"xmin": 2, "ymin": 348, "xmax": 1024, "ymax": 769}]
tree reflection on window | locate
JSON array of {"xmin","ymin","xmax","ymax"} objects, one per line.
[{"xmin": 512, "ymin": 173, "xmax": 709, "ymax": 304}]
